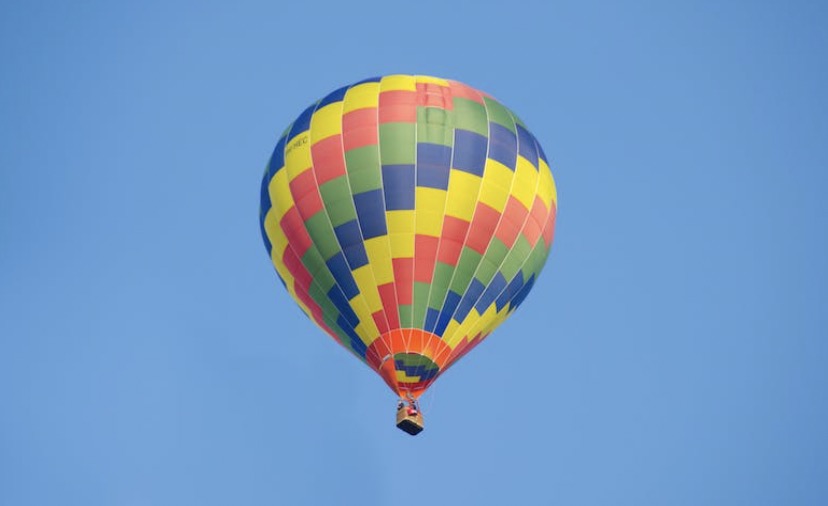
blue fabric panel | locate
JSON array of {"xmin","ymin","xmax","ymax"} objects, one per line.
[
  {"xmin": 488, "ymin": 122, "xmax": 517, "ymax": 169},
  {"xmin": 454, "ymin": 279, "xmax": 486, "ymax": 323},
  {"xmin": 435, "ymin": 291, "xmax": 462, "ymax": 336},
  {"xmin": 452, "ymin": 129, "xmax": 488, "ymax": 176},
  {"xmin": 334, "ymin": 220, "xmax": 363, "ymax": 249},
  {"xmin": 510, "ymin": 274, "xmax": 536, "ymax": 310},
  {"xmin": 382, "ymin": 164, "xmax": 415, "ymax": 210},
  {"xmin": 327, "ymin": 285, "xmax": 360, "ymax": 328},
  {"xmin": 318, "ymin": 85, "xmax": 349, "ymax": 109},
  {"xmin": 269, "ymin": 135, "xmax": 287, "ymax": 176},
  {"xmin": 496, "ymin": 273, "xmax": 525, "ymax": 311},
  {"xmin": 343, "ymin": 243, "xmax": 369, "ymax": 269},
  {"xmin": 475, "ymin": 272, "xmax": 507, "ymax": 313},
  {"xmin": 326, "ymin": 252, "xmax": 359, "ymax": 300},
  {"xmin": 288, "ymin": 103, "xmax": 317, "ymax": 140},
  {"xmin": 339, "ymin": 315, "xmax": 367, "ymax": 357},
  {"xmin": 425, "ymin": 308, "xmax": 440, "ymax": 331},
  {"xmin": 353, "ymin": 189, "xmax": 387, "ymax": 239},
  {"xmin": 516, "ymin": 124, "xmax": 539, "ymax": 169}
]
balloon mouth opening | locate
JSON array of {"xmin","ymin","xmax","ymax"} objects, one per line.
[
  {"xmin": 376, "ymin": 351, "xmax": 440, "ymax": 399},
  {"xmin": 368, "ymin": 329, "xmax": 450, "ymax": 397}
]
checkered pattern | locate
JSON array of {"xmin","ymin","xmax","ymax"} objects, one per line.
[{"xmin": 260, "ymin": 75, "xmax": 557, "ymax": 397}]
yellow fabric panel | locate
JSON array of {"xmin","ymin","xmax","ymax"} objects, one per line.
[
  {"xmin": 415, "ymin": 75, "xmax": 449, "ymax": 86},
  {"xmin": 386, "ymin": 210, "xmax": 416, "ymax": 234},
  {"xmin": 285, "ymin": 135, "xmax": 312, "ymax": 175},
  {"xmin": 263, "ymin": 210, "xmax": 287, "ymax": 256},
  {"xmin": 389, "ymin": 233, "xmax": 415, "ymax": 258},
  {"xmin": 448, "ymin": 306, "xmax": 492, "ymax": 349},
  {"xmin": 387, "ymin": 208, "xmax": 414, "ymax": 261},
  {"xmin": 267, "ymin": 156, "xmax": 285, "ymax": 179},
  {"xmin": 538, "ymin": 159, "xmax": 557, "ymax": 208},
  {"xmin": 478, "ymin": 160, "xmax": 515, "ymax": 212},
  {"xmin": 445, "ymin": 170, "xmax": 482, "ymax": 220},
  {"xmin": 343, "ymin": 82, "xmax": 380, "ymax": 113},
  {"xmin": 478, "ymin": 304, "xmax": 512, "ymax": 339},
  {"xmin": 348, "ymin": 294, "xmax": 379, "ymax": 339},
  {"xmin": 396, "ymin": 370, "xmax": 420, "ymax": 383},
  {"xmin": 309, "ymin": 102, "xmax": 343, "ymax": 141},
  {"xmin": 511, "ymin": 156, "xmax": 540, "ymax": 211},
  {"xmin": 352, "ymin": 265, "xmax": 383, "ymax": 313},
  {"xmin": 415, "ymin": 210, "xmax": 444, "ymax": 237},
  {"xmin": 442, "ymin": 320, "xmax": 462, "ymax": 346},
  {"xmin": 416, "ymin": 186, "xmax": 446, "ymax": 209},
  {"xmin": 415, "ymin": 187, "xmax": 446, "ymax": 236},
  {"xmin": 449, "ymin": 304, "xmax": 496, "ymax": 348},
  {"xmin": 364, "ymin": 237, "xmax": 394, "ymax": 284},
  {"xmin": 443, "ymin": 307, "xmax": 481, "ymax": 348},
  {"xmin": 268, "ymin": 171, "xmax": 294, "ymax": 220},
  {"xmin": 353, "ymin": 321, "xmax": 381, "ymax": 347},
  {"xmin": 380, "ymin": 74, "xmax": 417, "ymax": 91}
]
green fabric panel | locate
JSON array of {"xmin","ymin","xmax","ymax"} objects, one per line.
[
  {"xmin": 416, "ymin": 107, "xmax": 454, "ymax": 146},
  {"xmin": 484, "ymin": 97, "xmax": 516, "ymax": 133},
  {"xmin": 309, "ymin": 281, "xmax": 338, "ymax": 316},
  {"xmin": 474, "ymin": 236, "xmax": 510, "ymax": 287},
  {"xmin": 395, "ymin": 352, "xmax": 437, "ymax": 368},
  {"xmin": 300, "ymin": 247, "xmax": 327, "ymax": 280},
  {"xmin": 485, "ymin": 236, "xmax": 510, "ymax": 263},
  {"xmin": 325, "ymin": 196, "xmax": 358, "ymax": 227},
  {"xmin": 522, "ymin": 239, "xmax": 549, "ymax": 280},
  {"xmin": 427, "ymin": 262, "xmax": 454, "ymax": 309},
  {"xmin": 345, "ymin": 146, "xmax": 382, "ymax": 193},
  {"xmin": 450, "ymin": 247, "xmax": 483, "ymax": 294},
  {"xmin": 412, "ymin": 281, "xmax": 431, "ymax": 328},
  {"xmin": 500, "ymin": 235, "xmax": 532, "ymax": 281},
  {"xmin": 302, "ymin": 248, "xmax": 336, "ymax": 290},
  {"xmin": 304, "ymin": 212, "xmax": 340, "ymax": 260},
  {"xmin": 398, "ymin": 304, "xmax": 413, "ymax": 328},
  {"xmin": 394, "ymin": 352, "xmax": 439, "ymax": 376},
  {"xmin": 347, "ymin": 167, "xmax": 383, "ymax": 194},
  {"xmin": 475, "ymin": 257, "xmax": 501, "ymax": 287},
  {"xmin": 452, "ymin": 98, "xmax": 489, "ymax": 137},
  {"xmin": 315, "ymin": 268, "xmax": 337, "ymax": 292},
  {"xmin": 345, "ymin": 145, "xmax": 380, "ymax": 171},
  {"xmin": 320, "ymin": 176, "xmax": 358, "ymax": 226},
  {"xmin": 379, "ymin": 123, "xmax": 416, "ymax": 165},
  {"xmin": 319, "ymin": 176, "xmax": 352, "ymax": 203}
]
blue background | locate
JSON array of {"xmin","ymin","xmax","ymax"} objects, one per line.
[{"xmin": 2, "ymin": 1, "xmax": 827, "ymax": 504}]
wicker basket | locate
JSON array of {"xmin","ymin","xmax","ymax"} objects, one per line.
[{"xmin": 396, "ymin": 407, "xmax": 424, "ymax": 435}]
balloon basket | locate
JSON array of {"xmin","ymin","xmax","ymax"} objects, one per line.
[{"xmin": 396, "ymin": 407, "xmax": 424, "ymax": 436}]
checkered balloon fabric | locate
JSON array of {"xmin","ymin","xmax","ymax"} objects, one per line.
[{"xmin": 260, "ymin": 75, "xmax": 557, "ymax": 397}]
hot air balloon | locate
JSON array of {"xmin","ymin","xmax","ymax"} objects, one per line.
[{"xmin": 259, "ymin": 75, "xmax": 557, "ymax": 435}]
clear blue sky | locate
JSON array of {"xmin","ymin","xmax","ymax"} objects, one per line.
[{"xmin": 2, "ymin": 1, "xmax": 827, "ymax": 505}]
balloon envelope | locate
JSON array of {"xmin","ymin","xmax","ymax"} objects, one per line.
[{"xmin": 260, "ymin": 75, "xmax": 557, "ymax": 398}]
